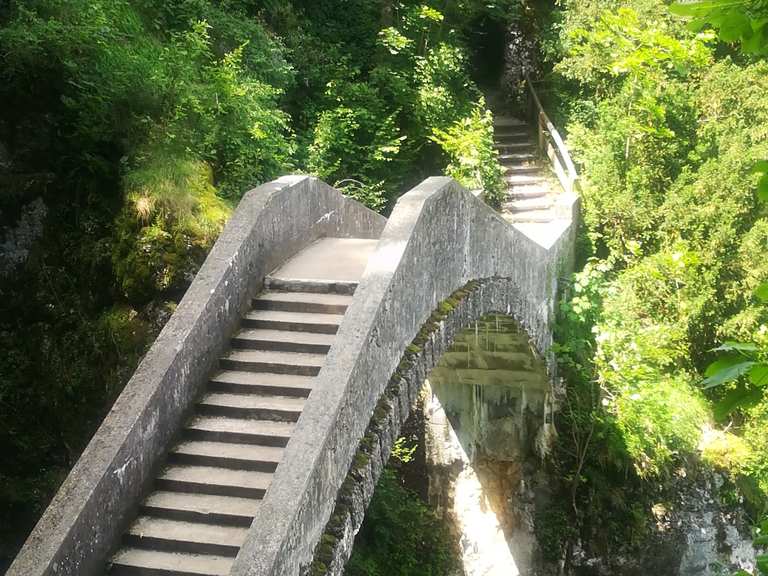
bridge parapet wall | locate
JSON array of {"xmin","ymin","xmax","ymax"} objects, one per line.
[
  {"xmin": 233, "ymin": 177, "xmax": 577, "ymax": 576},
  {"xmin": 8, "ymin": 176, "xmax": 385, "ymax": 576}
]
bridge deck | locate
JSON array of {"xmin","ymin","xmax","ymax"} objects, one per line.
[
  {"xmin": 270, "ymin": 237, "xmax": 378, "ymax": 283},
  {"xmin": 107, "ymin": 237, "xmax": 377, "ymax": 576}
]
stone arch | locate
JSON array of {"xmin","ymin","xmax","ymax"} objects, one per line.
[{"xmin": 305, "ymin": 277, "xmax": 557, "ymax": 576}]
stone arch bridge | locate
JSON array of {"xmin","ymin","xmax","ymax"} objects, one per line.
[{"xmin": 8, "ymin": 173, "xmax": 577, "ymax": 576}]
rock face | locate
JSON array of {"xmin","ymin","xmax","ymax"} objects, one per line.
[
  {"xmin": 424, "ymin": 314, "xmax": 551, "ymax": 576},
  {"xmin": 0, "ymin": 197, "xmax": 46, "ymax": 278},
  {"xmin": 675, "ymin": 475, "xmax": 756, "ymax": 575},
  {"xmin": 563, "ymin": 471, "xmax": 758, "ymax": 576}
]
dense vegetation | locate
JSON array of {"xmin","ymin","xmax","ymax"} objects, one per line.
[
  {"xmin": 0, "ymin": 0, "xmax": 510, "ymax": 566},
  {"xmin": 4, "ymin": 0, "xmax": 768, "ymax": 572},
  {"xmin": 346, "ymin": 436, "xmax": 457, "ymax": 576},
  {"xmin": 538, "ymin": 0, "xmax": 768, "ymax": 567}
]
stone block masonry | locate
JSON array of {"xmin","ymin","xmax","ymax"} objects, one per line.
[
  {"xmin": 306, "ymin": 278, "xmax": 554, "ymax": 576},
  {"xmin": 234, "ymin": 177, "xmax": 576, "ymax": 576},
  {"xmin": 8, "ymin": 173, "xmax": 576, "ymax": 576}
]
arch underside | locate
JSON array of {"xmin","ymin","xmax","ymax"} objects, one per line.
[{"xmin": 306, "ymin": 276, "xmax": 557, "ymax": 576}]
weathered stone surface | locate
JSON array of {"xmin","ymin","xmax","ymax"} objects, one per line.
[
  {"xmin": 302, "ymin": 280, "xmax": 557, "ymax": 576},
  {"xmin": 234, "ymin": 176, "xmax": 575, "ymax": 576},
  {"xmin": 7, "ymin": 176, "xmax": 385, "ymax": 576}
]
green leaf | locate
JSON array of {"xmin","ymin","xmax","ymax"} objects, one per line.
[
  {"xmin": 749, "ymin": 364, "xmax": 768, "ymax": 387},
  {"xmin": 713, "ymin": 341, "xmax": 759, "ymax": 352},
  {"xmin": 757, "ymin": 553, "xmax": 768, "ymax": 573},
  {"xmin": 713, "ymin": 385, "xmax": 764, "ymax": 420},
  {"xmin": 701, "ymin": 361, "xmax": 755, "ymax": 389},
  {"xmin": 670, "ymin": 1, "xmax": 732, "ymax": 17},
  {"xmin": 751, "ymin": 160, "xmax": 768, "ymax": 174},
  {"xmin": 758, "ymin": 173, "xmax": 768, "ymax": 203},
  {"xmin": 706, "ymin": 354, "xmax": 746, "ymax": 376},
  {"xmin": 756, "ymin": 282, "xmax": 768, "ymax": 303}
]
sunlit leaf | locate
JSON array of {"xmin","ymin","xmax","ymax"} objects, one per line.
[
  {"xmin": 759, "ymin": 173, "xmax": 768, "ymax": 202},
  {"xmin": 705, "ymin": 354, "xmax": 746, "ymax": 376},
  {"xmin": 670, "ymin": 1, "xmax": 737, "ymax": 17},
  {"xmin": 756, "ymin": 282, "xmax": 768, "ymax": 303},
  {"xmin": 749, "ymin": 364, "xmax": 768, "ymax": 387},
  {"xmin": 701, "ymin": 361, "xmax": 755, "ymax": 389}
]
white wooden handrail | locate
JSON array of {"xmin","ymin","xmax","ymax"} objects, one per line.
[{"xmin": 524, "ymin": 72, "xmax": 580, "ymax": 196}]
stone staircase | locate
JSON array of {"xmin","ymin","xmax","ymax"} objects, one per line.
[
  {"xmin": 493, "ymin": 116, "xmax": 562, "ymax": 225},
  {"xmin": 107, "ymin": 238, "xmax": 376, "ymax": 576}
]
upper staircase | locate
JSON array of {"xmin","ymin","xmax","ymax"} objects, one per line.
[
  {"xmin": 494, "ymin": 116, "xmax": 561, "ymax": 224},
  {"xmin": 488, "ymin": 78, "xmax": 580, "ymax": 247}
]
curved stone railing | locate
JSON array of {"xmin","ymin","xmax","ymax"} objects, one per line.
[
  {"xmin": 8, "ymin": 176, "xmax": 385, "ymax": 576},
  {"xmin": 232, "ymin": 177, "xmax": 576, "ymax": 576}
]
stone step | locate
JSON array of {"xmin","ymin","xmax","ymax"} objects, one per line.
[
  {"xmin": 141, "ymin": 491, "xmax": 259, "ymax": 527},
  {"xmin": 169, "ymin": 440, "xmax": 283, "ymax": 472},
  {"xmin": 498, "ymin": 152, "xmax": 537, "ymax": 165},
  {"xmin": 494, "ymin": 124, "xmax": 529, "ymax": 134},
  {"xmin": 231, "ymin": 328, "xmax": 334, "ymax": 355},
  {"xmin": 219, "ymin": 349, "xmax": 325, "ymax": 376},
  {"xmin": 493, "ymin": 116, "xmax": 526, "ymax": 127},
  {"xmin": 184, "ymin": 415, "xmax": 295, "ymax": 447},
  {"xmin": 109, "ymin": 547, "xmax": 233, "ymax": 576},
  {"xmin": 123, "ymin": 516, "xmax": 248, "ymax": 557},
  {"xmin": 507, "ymin": 186, "xmax": 550, "ymax": 200},
  {"xmin": 507, "ymin": 182, "xmax": 552, "ymax": 198},
  {"xmin": 209, "ymin": 370, "xmax": 314, "ymax": 397},
  {"xmin": 494, "ymin": 132, "xmax": 531, "ymax": 144},
  {"xmin": 265, "ymin": 277, "xmax": 358, "ymax": 295},
  {"xmin": 197, "ymin": 392, "xmax": 305, "ymax": 422},
  {"xmin": 504, "ymin": 209, "xmax": 558, "ymax": 224},
  {"xmin": 252, "ymin": 291, "xmax": 352, "ymax": 315},
  {"xmin": 242, "ymin": 309, "xmax": 342, "ymax": 334},
  {"xmin": 506, "ymin": 173, "xmax": 545, "ymax": 186},
  {"xmin": 157, "ymin": 465, "xmax": 272, "ymax": 499},
  {"xmin": 494, "ymin": 142, "xmax": 534, "ymax": 153},
  {"xmin": 504, "ymin": 197, "xmax": 554, "ymax": 213},
  {"xmin": 504, "ymin": 164, "xmax": 540, "ymax": 175}
]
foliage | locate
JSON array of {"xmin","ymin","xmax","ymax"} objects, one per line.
[
  {"xmin": 541, "ymin": 0, "xmax": 768, "ymax": 564},
  {"xmin": 671, "ymin": 0, "xmax": 768, "ymax": 55},
  {"xmin": 345, "ymin": 468, "xmax": 456, "ymax": 576},
  {"xmin": 308, "ymin": 80, "xmax": 405, "ymax": 210},
  {"xmin": 297, "ymin": 0, "xmax": 504, "ymax": 209},
  {"xmin": 430, "ymin": 103, "xmax": 505, "ymax": 205},
  {"xmin": 556, "ymin": 7, "xmax": 711, "ymax": 259}
]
